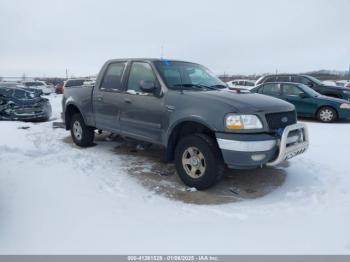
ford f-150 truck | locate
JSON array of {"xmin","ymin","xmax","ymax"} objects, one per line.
[{"xmin": 62, "ymin": 59, "xmax": 309, "ymax": 189}]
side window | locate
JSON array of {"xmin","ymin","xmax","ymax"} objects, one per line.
[
  {"xmin": 127, "ymin": 62, "xmax": 157, "ymax": 94},
  {"xmin": 276, "ymin": 76, "xmax": 290, "ymax": 82},
  {"xmin": 264, "ymin": 76, "xmax": 276, "ymax": 83},
  {"xmin": 246, "ymin": 81, "xmax": 255, "ymax": 87},
  {"xmin": 100, "ymin": 62, "xmax": 126, "ymax": 91},
  {"xmin": 262, "ymin": 84, "xmax": 281, "ymax": 96},
  {"xmin": 283, "ymin": 84, "xmax": 303, "ymax": 96}
]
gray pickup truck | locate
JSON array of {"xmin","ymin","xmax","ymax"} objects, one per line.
[{"xmin": 62, "ymin": 58, "xmax": 309, "ymax": 189}]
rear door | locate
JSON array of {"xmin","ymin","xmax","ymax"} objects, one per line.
[
  {"xmin": 261, "ymin": 83, "xmax": 282, "ymax": 98},
  {"xmin": 119, "ymin": 61, "xmax": 166, "ymax": 144},
  {"xmin": 92, "ymin": 61, "xmax": 127, "ymax": 132}
]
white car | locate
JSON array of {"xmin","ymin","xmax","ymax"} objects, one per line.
[
  {"xmin": 335, "ymin": 80, "xmax": 350, "ymax": 88},
  {"xmin": 23, "ymin": 81, "xmax": 54, "ymax": 95},
  {"xmin": 322, "ymin": 80, "xmax": 336, "ymax": 86},
  {"xmin": 226, "ymin": 79, "xmax": 256, "ymax": 90}
]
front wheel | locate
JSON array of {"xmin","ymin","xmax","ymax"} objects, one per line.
[
  {"xmin": 174, "ymin": 134, "xmax": 225, "ymax": 190},
  {"xmin": 317, "ymin": 106, "xmax": 337, "ymax": 123},
  {"xmin": 70, "ymin": 113, "xmax": 95, "ymax": 147}
]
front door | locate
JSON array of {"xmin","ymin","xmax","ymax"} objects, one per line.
[
  {"xmin": 281, "ymin": 83, "xmax": 316, "ymax": 116},
  {"xmin": 119, "ymin": 62, "xmax": 166, "ymax": 144}
]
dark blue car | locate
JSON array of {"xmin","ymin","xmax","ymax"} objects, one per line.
[
  {"xmin": 0, "ymin": 85, "xmax": 52, "ymax": 121},
  {"xmin": 251, "ymin": 82, "xmax": 350, "ymax": 122}
]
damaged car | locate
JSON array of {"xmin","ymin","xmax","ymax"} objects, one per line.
[{"xmin": 0, "ymin": 86, "xmax": 52, "ymax": 121}]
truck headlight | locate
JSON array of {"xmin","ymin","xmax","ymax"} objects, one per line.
[
  {"xmin": 225, "ymin": 114, "xmax": 263, "ymax": 129},
  {"xmin": 340, "ymin": 103, "xmax": 350, "ymax": 109}
]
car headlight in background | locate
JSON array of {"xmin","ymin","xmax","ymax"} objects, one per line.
[
  {"xmin": 340, "ymin": 103, "xmax": 350, "ymax": 109},
  {"xmin": 225, "ymin": 114, "xmax": 263, "ymax": 129}
]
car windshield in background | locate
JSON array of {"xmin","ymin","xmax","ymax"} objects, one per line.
[
  {"xmin": 298, "ymin": 84, "xmax": 321, "ymax": 97},
  {"xmin": 0, "ymin": 87, "xmax": 37, "ymax": 100},
  {"xmin": 155, "ymin": 61, "xmax": 227, "ymax": 91},
  {"xmin": 305, "ymin": 76, "xmax": 324, "ymax": 86}
]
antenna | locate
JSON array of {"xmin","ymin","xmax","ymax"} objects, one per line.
[{"xmin": 160, "ymin": 45, "xmax": 164, "ymax": 59}]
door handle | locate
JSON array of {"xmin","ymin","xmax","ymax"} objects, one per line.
[
  {"xmin": 97, "ymin": 95, "xmax": 103, "ymax": 101},
  {"xmin": 166, "ymin": 105, "xmax": 175, "ymax": 111},
  {"xmin": 124, "ymin": 98, "xmax": 132, "ymax": 104}
]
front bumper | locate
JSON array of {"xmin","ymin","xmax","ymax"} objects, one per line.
[
  {"xmin": 216, "ymin": 123, "xmax": 309, "ymax": 169},
  {"xmin": 338, "ymin": 109, "xmax": 350, "ymax": 119}
]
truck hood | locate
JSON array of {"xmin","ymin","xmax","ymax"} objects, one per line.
[{"xmin": 184, "ymin": 89, "xmax": 295, "ymax": 113}]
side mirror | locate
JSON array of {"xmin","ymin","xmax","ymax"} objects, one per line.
[
  {"xmin": 140, "ymin": 80, "xmax": 157, "ymax": 93},
  {"xmin": 307, "ymin": 83, "xmax": 314, "ymax": 88},
  {"xmin": 299, "ymin": 93, "xmax": 309, "ymax": 98}
]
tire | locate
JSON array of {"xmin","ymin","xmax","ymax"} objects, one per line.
[
  {"xmin": 317, "ymin": 106, "xmax": 337, "ymax": 123},
  {"xmin": 70, "ymin": 113, "xmax": 95, "ymax": 147},
  {"xmin": 174, "ymin": 133, "xmax": 225, "ymax": 190}
]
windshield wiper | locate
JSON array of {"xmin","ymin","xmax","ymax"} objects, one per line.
[
  {"xmin": 209, "ymin": 84, "xmax": 227, "ymax": 89},
  {"xmin": 173, "ymin": 83, "xmax": 216, "ymax": 90}
]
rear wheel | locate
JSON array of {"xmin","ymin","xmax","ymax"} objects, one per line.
[
  {"xmin": 70, "ymin": 113, "xmax": 95, "ymax": 147},
  {"xmin": 174, "ymin": 134, "xmax": 225, "ymax": 190},
  {"xmin": 317, "ymin": 106, "xmax": 337, "ymax": 123}
]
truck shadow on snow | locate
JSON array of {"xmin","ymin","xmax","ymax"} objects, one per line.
[{"xmin": 63, "ymin": 134, "xmax": 287, "ymax": 205}]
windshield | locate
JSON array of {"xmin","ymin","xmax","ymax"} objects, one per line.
[
  {"xmin": 304, "ymin": 75, "xmax": 323, "ymax": 86},
  {"xmin": 154, "ymin": 61, "xmax": 227, "ymax": 91},
  {"xmin": 298, "ymin": 84, "xmax": 320, "ymax": 97}
]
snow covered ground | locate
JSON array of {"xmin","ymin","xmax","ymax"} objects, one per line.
[{"xmin": 0, "ymin": 94, "xmax": 349, "ymax": 254}]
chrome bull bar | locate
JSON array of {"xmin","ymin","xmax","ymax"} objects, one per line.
[{"xmin": 267, "ymin": 123, "xmax": 309, "ymax": 166}]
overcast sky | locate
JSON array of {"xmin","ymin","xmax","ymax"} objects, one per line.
[{"xmin": 0, "ymin": 0, "xmax": 349, "ymax": 77}]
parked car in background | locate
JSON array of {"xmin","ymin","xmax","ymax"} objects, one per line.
[
  {"xmin": 22, "ymin": 81, "xmax": 53, "ymax": 95},
  {"xmin": 322, "ymin": 80, "xmax": 336, "ymax": 86},
  {"xmin": 255, "ymin": 74, "xmax": 350, "ymax": 101},
  {"xmin": 0, "ymin": 86, "xmax": 52, "ymax": 121},
  {"xmin": 0, "ymin": 82, "xmax": 26, "ymax": 89},
  {"xmin": 62, "ymin": 58, "xmax": 309, "ymax": 190},
  {"xmin": 251, "ymin": 82, "xmax": 350, "ymax": 122},
  {"xmin": 55, "ymin": 82, "xmax": 65, "ymax": 94},
  {"xmin": 335, "ymin": 80, "xmax": 350, "ymax": 89},
  {"xmin": 226, "ymin": 79, "xmax": 255, "ymax": 90}
]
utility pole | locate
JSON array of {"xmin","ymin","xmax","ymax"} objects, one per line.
[{"xmin": 65, "ymin": 68, "xmax": 68, "ymax": 79}]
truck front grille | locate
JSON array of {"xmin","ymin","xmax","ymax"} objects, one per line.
[{"xmin": 265, "ymin": 111, "xmax": 297, "ymax": 130}]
